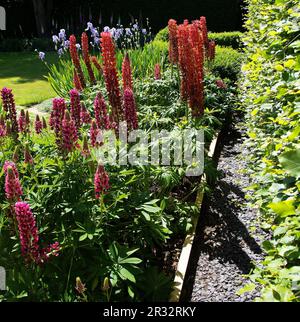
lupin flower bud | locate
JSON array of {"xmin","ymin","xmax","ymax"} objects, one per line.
[
  {"xmin": 94, "ymin": 93, "xmax": 111, "ymax": 130},
  {"xmin": 4, "ymin": 162, "xmax": 23, "ymax": 201},
  {"xmin": 81, "ymin": 32, "xmax": 96, "ymax": 84},
  {"xmin": 123, "ymin": 88, "xmax": 138, "ymax": 130},
  {"xmin": 12, "ymin": 145, "xmax": 20, "ymax": 162},
  {"xmin": 35, "ymin": 114, "xmax": 43, "ymax": 134},
  {"xmin": 70, "ymin": 89, "xmax": 81, "ymax": 130},
  {"xmin": 24, "ymin": 144, "xmax": 34, "ymax": 165},
  {"xmin": 80, "ymin": 103, "xmax": 91, "ymax": 125},
  {"xmin": 25, "ymin": 110, "xmax": 30, "ymax": 132},
  {"xmin": 1, "ymin": 87, "xmax": 18, "ymax": 134},
  {"xmin": 122, "ymin": 53, "xmax": 133, "ymax": 91},
  {"xmin": 91, "ymin": 56, "xmax": 103, "ymax": 75},
  {"xmin": 81, "ymin": 135, "xmax": 90, "ymax": 157},
  {"xmin": 75, "ymin": 277, "xmax": 87, "ymax": 295},
  {"xmin": 208, "ymin": 40, "xmax": 216, "ymax": 61},
  {"xmin": 50, "ymin": 98, "xmax": 66, "ymax": 139},
  {"xmin": 61, "ymin": 110, "xmax": 78, "ymax": 153},
  {"xmin": 42, "ymin": 116, "xmax": 47, "ymax": 129},
  {"xmin": 69, "ymin": 35, "xmax": 86, "ymax": 89},
  {"xmin": 90, "ymin": 119, "xmax": 103, "ymax": 147},
  {"xmin": 15, "ymin": 202, "xmax": 40, "ymax": 263},
  {"xmin": 94, "ymin": 164, "xmax": 110, "ymax": 199},
  {"xmin": 102, "ymin": 277, "xmax": 110, "ymax": 291},
  {"xmin": 0, "ymin": 114, "xmax": 6, "ymax": 137},
  {"xmin": 73, "ymin": 71, "xmax": 83, "ymax": 92},
  {"xmin": 154, "ymin": 63, "xmax": 161, "ymax": 80},
  {"xmin": 18, "ymin": 109, "xmax": 26, "ymax": 133}
]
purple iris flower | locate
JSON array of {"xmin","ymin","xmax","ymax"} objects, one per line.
[
  {"xmin": 39, "ymin": 52, "xmax": 45, "ymax": 61},
  {"xmin": 59, "ymin": 29, "xmax": 66, "ymax": 40},
  {"xmin": 57, "ymin": 48, "xmax": 64, "ymax": 57},
  {"xmin": 64, "ymin": 40, "xmax": 70, "ymax": 49},
  {"xmin": 125, "ymin": 28, "xmax": 132, "ymax": 36},
  {"xmin": 86, "ymin": 22, "xmax": 93, "ymax": 30},
  {"xmin": 52, "ymin": 35, "xmax": 59, "ymax": 44}
]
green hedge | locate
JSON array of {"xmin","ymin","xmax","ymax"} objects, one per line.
[
  {"xmin": 154, "ymin": 26, "xmax": 169, "ymax": 42},
  {"xmin": 208, "ymin": 31, "xmax": 243, "ymax": 49},
  {"xmin": 240, "ymin": 0, "xmax": 300, "ymax": 302},
  {"xmin": 154, "ymin": 27, "xmax": 243, "ymax": 49},
  {"xmin": 211, "ymin": 46, "xmax": 243, "ymax": 81}
]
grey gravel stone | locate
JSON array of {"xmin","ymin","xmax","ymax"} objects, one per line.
[{"xmin": 190, "ymin": 116, "xmax": 269, "ymax": 302}]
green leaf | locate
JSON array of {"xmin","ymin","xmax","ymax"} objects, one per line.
[
  {"xmin": 236, "ymin": 283, "xmax": 256, "ymax": 296},
  {"xmin": 119, "ymin": 268, "xmax": 136, "ymax": 283},
  {"xmin": 79, "ymin": 233, "xmax": 88, "ymax": 241},
  {"xmin": 279, "ymin": 149, "xmax": 300, "ymax": 178},
  {"xmin": 119, "ymin": 257, "xmax": 142, "ymax": 265},
  {"xmin": 268, "ymin": 200, "xmax": 295, "ymax": 217}
]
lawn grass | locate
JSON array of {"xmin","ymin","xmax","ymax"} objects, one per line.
[{"xmin": 0, "ymin": 52, "xmax": 59, "ymax": 106}]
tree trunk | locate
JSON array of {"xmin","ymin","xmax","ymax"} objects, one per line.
[{"xmin": 32, "ymin": 0, "xmax": 53, "ymax": 37}]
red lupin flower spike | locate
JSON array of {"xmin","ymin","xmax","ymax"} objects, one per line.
[
  {"xmin": 100, "ymin": 32, "xmax": 123, "ymax": 124},
  {"xmin": 35, "ymin": 114, "xmax": 42, "ymax": 134},
  {"xmin": 69, "ymin": 35, "xmax": 86, "ymax": 89},
  {"xmin": 1, "ymin": 87, "xmax": 18, "ymax": 135},
  {"xmin": 18, "ymin": 109, "xmax": 26, "ymax": 133},
  {"xmin": 91, "ymin": 56, "xmax": 103, "ymax": 75},
  {"xmin": 73, "ymin": 71, "xmax": 83, "ymax": 92},
  {"xmin": 154, "ymin": 63, "xmax": 161, "ymax": 80},
  {"xmin": 15, "ymin": 202, "xmax": 40, "ymax": 263},
  {"xmin": 122, "ymin": 53, "xmax": 133, "ymax": 91},
  {"xmin": 80, "ymin": 103, "xmax": 91, "ymax": 125},
  {"xmin": 94, "ymin": 93, "xmax": 111, "ymax": 130},
  {"xmin": 81, "ymin": 32, "xmax": 96, "ymax": 84},
  {"xmin": 4, "ymin": 161, "xmax": 23, "ymax": 202},
  {"xmin": 94, "ymin": 164, "xmax": 110, "ymax": 199},
  {"xmin": 70, "ymin": 89, "xmax": 81, "ymax": 130},
  {"xmin": 90, "ymin": 119, "xmax": 103, "ymax": 147},
  {"xmin": 200, "ymin": 16, "xmax": 209, "ymax": 50},
  {"xmin": 61, "ymin": 110, "xmax": 78, "ymax": 153},
  {"xmin": 168, "ymin": 19, "xmax": 179, "ymax": 64},
  {"xmin": 123, "ymin": 88, "xmax": 138, "ymax": 130}
]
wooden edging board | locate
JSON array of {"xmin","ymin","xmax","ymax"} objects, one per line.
[{"xmin": 169, "ymin": 133, "xmax": 220, "ymax": 302}]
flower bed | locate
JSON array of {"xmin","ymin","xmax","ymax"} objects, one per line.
[{"xmin": 0, "ymin": 17, "xmax": 236, "ymax": 302}]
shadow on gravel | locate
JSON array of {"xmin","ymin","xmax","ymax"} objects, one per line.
[{"xmin": 181, "ymin": 121, "xmax": 263, "ymax": 302}]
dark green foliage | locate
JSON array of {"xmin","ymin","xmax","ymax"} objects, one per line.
[
  {"xmin": 211, "ymin": 47, "xmax": 244, "ymax": 81},
  {"xmin": 208, "ymin": 31, "xmax": 243, "ymax": 49}
]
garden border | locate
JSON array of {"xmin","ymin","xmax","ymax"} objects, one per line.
[{"xmin": 169, "ymin": 132, "xmax": 221, "ymax": 302}]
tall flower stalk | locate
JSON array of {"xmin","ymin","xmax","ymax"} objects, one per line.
[
  {"xmin": 61, "ymin": 110, "xmax": 78, "ymax": 153},
  {"xmin": 168, "ymin": 19, "xmax": 179, "ymax": 64},
  {"xmin": 94, "ymin": 165, "xmax": 110, "ymax": 199},
  {"xmin": 122, "ymin": 53, "xmax": 133, "ymax": 91},
  {"xmin": 1, "ymin": 87, "xmax": 18, "ymax": 135},
  {"xmin": 81, "ymin": 32, "xmax": 96, "ymax": 85},
  {"xmin": 70, "ymin": 89, "xmax": 81, "ymax": 130},
  {"xmin": 69, "ymin": 35, "xmax": 86, "ymax": 89},
  {"xmin": 94, "ymin": 93, "xmax": 111, "ymax": 130},
  {"xmin": 123, "ymin": 88, "xmax": 138, "ymax": 130},
  {"xmin": 100, "ymin": 32, "xmax": 123, "ymax": 124}
]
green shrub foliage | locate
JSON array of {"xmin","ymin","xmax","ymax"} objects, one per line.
[
  {"xmin": 208, "ymin": 31, "xmax": 243, "ymax": 49},
  {"xmin": 241, "ymin": 0, "xmax": 300, "ymax": 302}
]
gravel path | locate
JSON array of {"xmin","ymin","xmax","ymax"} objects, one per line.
[{"xmin": 188, "ymin": 116, "xmax": 268, "ymax": 302}]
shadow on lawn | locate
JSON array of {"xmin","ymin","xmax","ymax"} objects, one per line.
[{"xmin": 0, "ymin": 52, "xmax": 58, "ymax": 84}]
